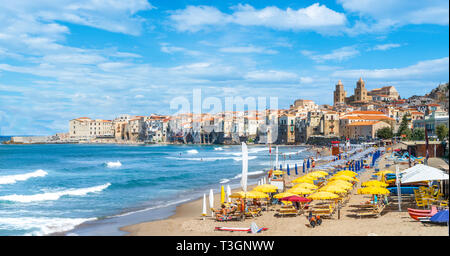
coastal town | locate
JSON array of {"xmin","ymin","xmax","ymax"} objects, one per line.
[{"xmin": 7, "ymin": 79, "xmax": 448, "ymax": 146}]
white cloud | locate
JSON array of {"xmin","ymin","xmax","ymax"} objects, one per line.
[
  {"xmin": 301, "ymin": 46, "xmax": 359, "ymax": 63},
  {"xmin": 160, "ymin": 43, "xmax": 201, "ymax": 56},
  {"xmin": 331, "ymin": 57, "xmax": 449, "ymax": 79},
  {"xmin": 169, "ymin": 3, "xmax": 347, "ymax": 33},
  {"xmin": 219, "ymin": 45, "xmax": 278, "ymax": 54},
  {"xmin": 371, "ymin": 43, "xmax": 401, "ymax": 51},
  {"xmin": 244, "ymin": 70, "xmax": 299, "ymax": 82},
  {"xmin": 339, "ymin": 0, "xmax": 449, "ymax": 34}
]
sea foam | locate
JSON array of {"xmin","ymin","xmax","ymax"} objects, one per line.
[
  {"xmin": 106, "ymin": 161, "xmax": 122, "ymax": 168},
  {"xmin": 186, "ymin": 149, "xmax": 199, "ymax": 154},
  {"xmin": 0, "ymin": 183, "xmax": 111, "ymax": 203},
  {"xmin": 0, "ymin": 170, "xmax": 48, "ymax": 185},
  {"xmin": 0, "ymin": 216, "xmax": 96, "ymax": 236}
]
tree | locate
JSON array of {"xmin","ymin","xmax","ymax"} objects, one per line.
[
  {"xmin": 411, "ymin": 128, "xmax": 425, "ymax": 141},
  {"xmin": 436, "ymin": 124, "xmax": 449, "ymax": 141},
  {"xmin": 376, "ymin": 127, "xmax": 393, "ymax": 140},
  {"xmin": 396, "ymin": 114, "xmax": 412, "ymax": 140}
]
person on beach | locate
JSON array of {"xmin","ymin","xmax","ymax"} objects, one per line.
[{"xmin": 215, "ymin": 204, "xmax": 229, "ymax": 220}]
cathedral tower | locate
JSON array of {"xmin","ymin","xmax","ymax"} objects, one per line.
[{"xmin": 333, "ymin": 80, "xmax": 346, "ymax": 106}]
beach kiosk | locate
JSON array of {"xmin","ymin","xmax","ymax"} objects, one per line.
[{"xmin": 269, "ymin": 170, "xmax": 285, "ymax": 191}]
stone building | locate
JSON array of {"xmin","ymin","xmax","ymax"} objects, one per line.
[{"xmin": 333, "ymin": 80, "xmax": 346, "ymax": 106}]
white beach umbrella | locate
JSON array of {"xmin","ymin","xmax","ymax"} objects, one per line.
[
  {"xmin": 209, "ymin": 189, "xmax": 214, "ymax": 217},
  {"xmin": 263, "ymin": 177, "xmax": 267, "ymax": 185},
  {"xmin": 202, "ymin": 193, "xmax": 207, "ymax": 219},
  {"xmin": 258, "ymin": 180, "xmax": 261, "ymax": 186},
  {"xmin": 241, "ymin": 142, "xmax": 248, "ymax": 192},
  {"xmin": 226, "ymin": 185, "xmax": 231, "ymax": 203}
]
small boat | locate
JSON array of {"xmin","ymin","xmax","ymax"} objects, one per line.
[
  {"xmin": 407, "ymin": 208, "xmax": 434, "ymax": 214},
  {"xmin": 408, "ymin": 206, "xmax": 438, "ymax": 221}
]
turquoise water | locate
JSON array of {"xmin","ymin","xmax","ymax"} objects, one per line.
[{"xmin": 0, "ymin": 144, "xmax": 313, "ymax": 236}]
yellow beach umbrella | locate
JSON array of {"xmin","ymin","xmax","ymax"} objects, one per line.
[
  {"xmin": 253, "ymin": 184, "xmax": 278, "ymax": 193},
  {"xmin": 327, "ymin": 180, "xmax": 353, "ymax": 188},
  {"xmin": 335, "ymin": 170, "xmax": 358, "ymax": 177},
  {"xmin": 293, "ymin": 183, "xmax": 318, "ymax": 190},
  {"xmin": 220, "ymin": 185, "xmax": 225, "ymax": 204},
  {"xmin": 250, "ymin": 191, "xmax": 270, "ymax": 199},
  {"xmin": 292, "ymin": 176, "xmax": 315, "ymax": 184},
  {"xmin": 319, "ymin": 185, "xmax": 348, "ymax": 194},
  {"xmin": 329, "ymin": 175, "xmax": 359, "ymax": 182},
  {"xmin": 361, "ymin": 180, "xmax": 388, "ymax": 187},
  {"xmin": 308, "ymin": 191, "xmax": 339, "ymax": 200},
  {"xmin": 307, "ymin": 171, "xmax": 328, "ymax": 178},
  {"xmin": 313, "ymin": 170, "xmax": 329, "ymax": 176},
  {"xmin": 287, "ymin": 187, "xmax": 314, "ymax": 195},
  {"xmin": 230, "ymin": 191, "xmax": 267, "ymax": 199},
  {"xmin": 274, "ymin": 192, "xmax": 296, "ymax": 199},
  {"xmin": 358, "ymin": 186, "xmax": 390, "ymax": 195}
]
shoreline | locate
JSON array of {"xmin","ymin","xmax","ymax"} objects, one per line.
[
  {"xmin": 119, "ymin": 144, "xmax": 448, "ymax": 236},
  {"xmin": 59, "ymin": 144, "xmax": 325, "ymax": 236},
  {"xmin": 118, "ymin": 146, "xmax": 333, "ymax": 236}
]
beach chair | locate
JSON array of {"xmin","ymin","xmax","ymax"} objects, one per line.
[
  {"xmin": 356, "ymin": 204, "xmax": 385, "ymax": 218},
  {"xmin": 276, "ymin": 206, "xmax": 298, "ymax": 217},
  {"xmin": 309, "ymin": 204, "xmax": 334, "ymax": 217},
  {"xmin": 245, "ymin": 207, "xmax": 262, "ymax": 218}
]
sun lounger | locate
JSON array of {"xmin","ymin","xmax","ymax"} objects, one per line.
[
  {"xmin": 309, "ymin": 205, "xmax": 334, "ymax": 217},
  {"xmin": 356, "ymin": 204, "xmax": 385, "ymax": 218},
  {"xmin": 276, "ymin": 207, "xmax": 299, "ymax": 217}
]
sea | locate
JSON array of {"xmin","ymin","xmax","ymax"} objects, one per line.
[{"xmin": 0, "ymin": 143, "xmax": 315, "ymax": 236}]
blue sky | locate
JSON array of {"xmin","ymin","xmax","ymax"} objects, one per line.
[{"xmin": 0, "ymin": 0, "xmax": 448, "ymax": 135}]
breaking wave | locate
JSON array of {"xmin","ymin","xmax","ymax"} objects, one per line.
[
  {"xmin": 0, "ymin": 183, "xmax": 111, "ymax": 203},
  {"xmin": 0, "ymin": 170, "xmax": 48, "ymax": 185}
]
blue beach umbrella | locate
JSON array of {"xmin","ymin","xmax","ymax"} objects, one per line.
[
  {"xmin": 303, "ymin": 162, "xmax": 305, "ymax": 173},
  {"xmin": 307, "ymin": 159, "xmax": 310, "ymax": 169},
  {"xmin": 287, "ymin": 164, "xmax": 290, "ymax": 176},
  {"xmin": 430, "ymin": 210, "xmax": 449, "ymax": 223},
  {"xmin": 280, "ymin": 164, "xmax": 283, "ymax": 170},
  {"xmin": 295, "ymin": 164, "xmax": 298, "ymax": 175}
]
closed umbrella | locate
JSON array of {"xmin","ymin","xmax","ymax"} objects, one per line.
[
  {"xmin": 220, "ymin": 185, "xmax": 225, "ymax": 204},
  {"xmin": 202, "ymin": 193, "xmax": 207, "ymax": 219},
  {"xmin": 307, "ymin": 159, "xmax": 310, "ymax": 169},
  {"xmin": 209, "ymin": 189, "xmax": 214, "ymax": 217},
  {"xmin": 226, "ymin": 185, "xmax": 231, "ymax": 203},
  {"xmin": 287, "ymin": 164, "xmax": 290, "ymax": 176},
  {"xmin": 303, "ymin": 162, "xmax": 306, "ymax": 173},
  {"xmin": 295, "ymin": 164, "xmax": 298, "ymax": 175}
]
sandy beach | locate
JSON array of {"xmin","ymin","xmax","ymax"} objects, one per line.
[{"xmin": 121, "ymin": 144, "xmax": 449, "ymax": 236}]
